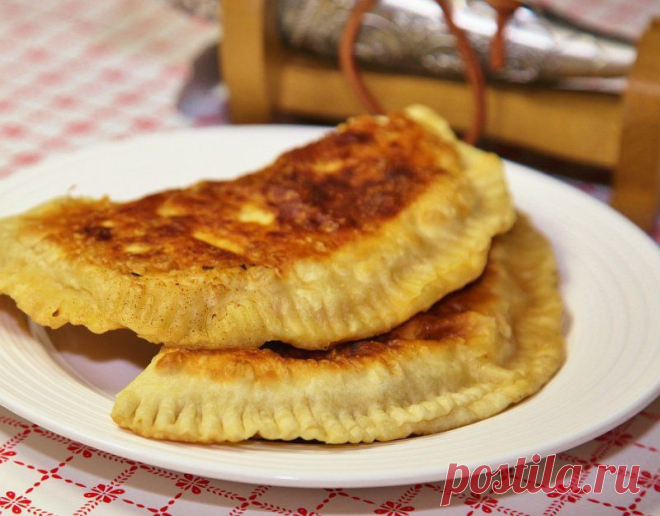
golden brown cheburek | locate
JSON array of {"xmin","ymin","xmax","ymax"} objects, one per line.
[
  {"xmin": 112, "ymin": 216, "xmax": 564, "ymax": 444},
  {"xmin": 0, "ymin": 106, "xmax": 514, "ymax": 349}
]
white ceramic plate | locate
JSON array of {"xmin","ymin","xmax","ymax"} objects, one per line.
[{"xmin": 1, "ymin": 126, "xmax": 659, "ymax": 489}]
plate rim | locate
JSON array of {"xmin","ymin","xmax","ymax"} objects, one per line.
[{"xmin": 1, "ymin": 126, "xmax": 659, "ymax": 488}]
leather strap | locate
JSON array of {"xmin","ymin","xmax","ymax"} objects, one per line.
[
  {"xmin": 487, "ymin": 0, "xmax": 522, "ymax": 71},
  {"xmin": 339, "ymin": 0, "xmax": 521, "ymax": 145}
]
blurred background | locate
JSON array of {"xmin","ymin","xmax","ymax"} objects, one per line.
[{"xmin": 1, "ymin": 0, "xmax": 660, "ymax": 231}]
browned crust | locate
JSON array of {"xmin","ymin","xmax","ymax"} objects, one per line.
[
  {"xmin": 2, "ymin": 106, "xmax": 515, "ymax": 349},
  {"xmin": 22, "ymin": 113, "xmax": 458, "ymax": 275}
]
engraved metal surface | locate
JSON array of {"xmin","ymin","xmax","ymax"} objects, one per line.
[{"xmin": 277, "ymin": 0, "xmax": 635, "ymax": 84}]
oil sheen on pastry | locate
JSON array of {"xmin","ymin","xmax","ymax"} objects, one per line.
[
  {"xmin": 0, "ymin": 106, "xmax": 515, "ymax": 349},
  {"xmin": 112, "ymin": 216, "xmax": 564, "ymax": 443}
]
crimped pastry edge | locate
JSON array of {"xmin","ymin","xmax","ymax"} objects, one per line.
[
  {"xmin": 0, "ymin": 106, "xmax": 515, "ymax": 349},
  {"xmin": 112, "ymin": 216, "xmax": 564, "ymax": 444}
]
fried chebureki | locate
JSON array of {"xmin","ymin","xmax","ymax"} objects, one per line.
[
  {"xmin": 0, "ymin": 106, "xmax": 514, "ymax": 350},
  {"xmin": 112, "ymin": 216, "xmax": 564, "ymax": 444}
]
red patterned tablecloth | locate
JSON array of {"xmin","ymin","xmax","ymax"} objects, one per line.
[{"xmin": 0, "ymin": 1, "xmax": 659, "ymax": 515}]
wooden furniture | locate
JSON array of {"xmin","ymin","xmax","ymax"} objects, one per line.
[{"xmin": 220, "ymin": 0, "xmax": 660, "ymax": 231}]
